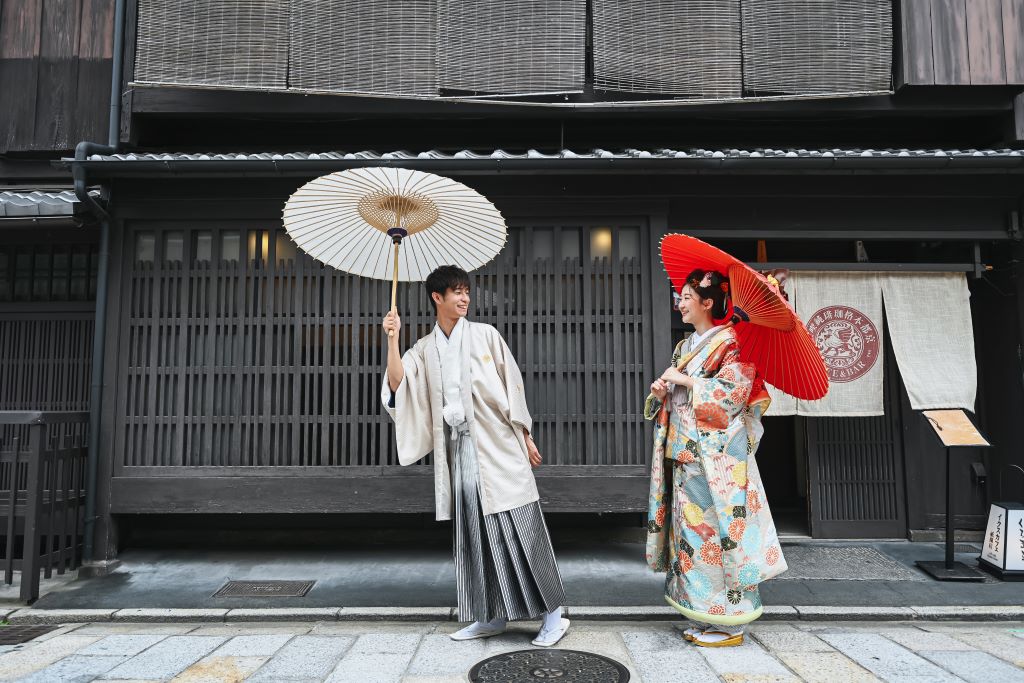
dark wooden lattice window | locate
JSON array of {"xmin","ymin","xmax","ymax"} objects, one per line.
[
  {"xmin": 0, "ymin": 242, "xmax": 97, "ymax": 450},
  {"xmin": 0, "ymin": 244, "xmax": 98, "ymax": 303},
  {"xmin": 114, "ymin": 221, "xmax": 656, "ymax": 470}
]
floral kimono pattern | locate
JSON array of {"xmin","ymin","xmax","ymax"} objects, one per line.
[{"xmin": 644, "ymin": 327, "xmax": 787, "ymax": 626}]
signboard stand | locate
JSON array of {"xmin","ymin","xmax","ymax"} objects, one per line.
[
  {"xmin": 915, "ymin": 410, "xmax": 989, "ymax": 582},
  {"xmin": 978, "ymin": 463, "xmax": 1024, "ymax": 581}
]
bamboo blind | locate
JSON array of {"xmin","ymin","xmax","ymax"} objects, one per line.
[
  {"xmin": 438, "ymin": 0, "xmax": 585, "ymax": 94},
  {"xmin": 741, "ymin": 0, "xmax": 892, "ymax": 95},
  {"xmin": 289, "ymin": 0, "xmax": 437, "ymax": 95},
  {"xmin": 592, "ymin": 0, "xmax": 742, "ymax": 97},
  {"xmin": 135, "ymin": 0, "xmax": 288, "ymax": 88}
]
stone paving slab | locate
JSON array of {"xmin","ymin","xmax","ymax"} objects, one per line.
[
  {"xmin": 405, "ymin": 633, "xmax": 489, "ymax": 677},
  {"xmin": 14, "ymin": 654, "xmax": 128, "ymax": 683},
  {"xmin": 750, "ymin": 627, "xmax": 836, "ymax": 653},
  {"xmin": 77, "ymin": 634, "xmax": 168, "ymax": 657},
  {"xmin": 817, "ymin": 632, "xmax": 962, "ymax": 682},
  {"xmin": 0, "ymin": 634, "xmax": 101, "ymax": 680},
  {"xmin": 921, "ymin": 650, "xmax": 1024, "ymax": 683},
  {"xmin": 621, "ymin": 629, "xmax": 721, "ymax": 683},
  {"xmin": 697, "ymin": 639, "xmax": 800, "ymax": 682},
  {"xmin": 245, "ymin": 635, "xmax": 352, "ymax": 682},
  {"xmin": 946, "ymin": 630, "xmax": 1024, "ymax": 667},
  {"xmin": 171, "ymin": 655, "xmax": 268, "ymax": 683},
  {"xmin": 97, "ymin": 635, "xmax": 226, "ymax": 680},
  {"xmin": 875, "ymin": 626, "xmax": 975, "ymax": 652},
  {"xmin": 775, "ymin": 652, "xmax": 879, "ymax": 683},
  {"xmin": 323, "ymin": 633, "xmax": 420, "ymax": 683},
  {"xmin": 207, "ymin": 633, "xmax": 294, "ymax": 657}
]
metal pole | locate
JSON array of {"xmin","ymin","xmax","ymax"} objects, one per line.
[
  {"xmin": 945, "ymin": 447, "xmax": 954, "ymax": 569},
  {"xmin": 79, "ymin": 0, "xmax": 127, "ymax": 563}
]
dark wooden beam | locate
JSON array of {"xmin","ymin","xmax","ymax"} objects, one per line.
[
  {"xmin": 126, "ymin": 83, "xmax": 1020, "ymax": 118},
  {"xmin": 109, "ymin": 472, "xmax": 649, "ymax": 514}
]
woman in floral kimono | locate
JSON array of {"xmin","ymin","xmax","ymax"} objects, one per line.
[{"xmin": 645, "ymin": 269, "xmax": 787, "ymax": 647}]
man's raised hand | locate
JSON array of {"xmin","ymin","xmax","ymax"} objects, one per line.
[{"xmin": 383, "ymin": 311, "xmax": 402, "ymax": 337}]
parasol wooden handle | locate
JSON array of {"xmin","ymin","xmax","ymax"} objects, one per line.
[{"xmin": 388, "ymin": 241, "xmax": 400, "ymax": 338}]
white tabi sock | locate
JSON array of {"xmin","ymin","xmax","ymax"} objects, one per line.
[
  {"xmin": 450, "ymin": 617, "xmax": 507, "ymax": 641},
  {"xmin": 484, "ymin": 617, "xmax": 508, "ymax": 630},
  {"xmin": 542, "ymin": 607, "xmax": 563, "ymax": 631}
]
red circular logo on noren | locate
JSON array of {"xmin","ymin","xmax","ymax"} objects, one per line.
[{"xmin": 807, "ymin": 305, "xmax": 880, "ymax": 383}]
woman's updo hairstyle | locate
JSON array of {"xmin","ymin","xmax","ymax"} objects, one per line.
[{"xmin": 683, "ymin": 269, "xmax": 730, "ymax": 320}]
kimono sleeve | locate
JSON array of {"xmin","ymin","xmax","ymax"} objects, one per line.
[
  {"xmin": 644, "ymin": 339, "xmax": 686, "ymax": 420},
  {"xmin": 690, "ymin": 342, "xmax": 754, "ymax": 431},
  {"xmin": 380, "ymin": 346, "xmax": 433, "ymax": 466},
  {"xmin": 492, "ymin": 330, "xmax": 533, "ymax": 434}
]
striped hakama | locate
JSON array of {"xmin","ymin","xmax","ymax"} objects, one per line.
[{"xmin": 449, "ymin": 426, "xmax": 566, "ymax": 623}]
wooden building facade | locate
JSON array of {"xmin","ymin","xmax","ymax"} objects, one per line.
[{"xmin": 2, "ymin": 1, "xmax": 1024, "ymax": 561}]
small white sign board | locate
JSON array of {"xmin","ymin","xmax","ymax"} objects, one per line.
[{"xmin": 981, "ymin": 503, "xmax": 1024, "ymax": 572}]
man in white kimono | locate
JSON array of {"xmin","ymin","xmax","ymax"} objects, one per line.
[{"xmin": 382, "ymin": 265, "xmax": 569, "ymax": 646}]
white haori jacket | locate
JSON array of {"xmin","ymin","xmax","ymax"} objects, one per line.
[{"xmin": 381, "ymin": 320, "xmax": 539, "ymax": 520}]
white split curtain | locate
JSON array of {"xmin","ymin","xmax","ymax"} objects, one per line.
[{"xmin": 766, "ymin": 271, "xmax": 976, "ymax": 417}]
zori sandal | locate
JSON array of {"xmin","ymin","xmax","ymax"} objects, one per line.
[
  {"xmin": 671, "ymin": 622, "xmax": 706, "ymax": 642},
  {"xmin": 693, "ymin": 630, "xmax": 744, "ymax": 648}
]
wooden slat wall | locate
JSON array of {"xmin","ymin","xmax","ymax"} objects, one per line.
[
  {"xmin": 807, "ymin": 351, "xmax": 907, "ymax": 538},
  {"xmin": 899, "ymin": 0, "xmax": 1024, "ymax": 86},
  {"xmin": 0, "ymin": 315, "xmax": 93, "ymax": 414},
  {"xmin": 113, "ymin": 221, "xmax": 654, "ymax": 473},
  {"xmin": 0, "ymin": 0, "xmax": 114, "ymax": 152}
]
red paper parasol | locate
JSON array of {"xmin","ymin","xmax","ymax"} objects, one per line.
[{"xmin": 660, "ymin": 233, "xmax": 828, "ymax": 400}]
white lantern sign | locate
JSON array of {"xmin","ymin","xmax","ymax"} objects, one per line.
[{"xmin": 979, "ymin": 502, "xmax": 1024, "ymax": 579}]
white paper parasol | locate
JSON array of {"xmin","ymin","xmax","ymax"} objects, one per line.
[{"xmin": 282, "ymin": 167, "xmax": 507, "ymax": 332}]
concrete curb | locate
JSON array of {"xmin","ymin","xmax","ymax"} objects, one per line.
[{"xmin": 4, "ymin": 605, "xmax": 1024, "ymax": 624}]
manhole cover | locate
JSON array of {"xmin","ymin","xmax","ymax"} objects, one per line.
[
  {"xmin": 469, "ymin": 649, "xmax": 630, "ymax": 682},
  {"xmin": 213, "ymin": 580, "xmax": 315, "ymax": 598},
  {"xmin": 0, "ymin": 625, "xmax": 59, "ymax": 645}
]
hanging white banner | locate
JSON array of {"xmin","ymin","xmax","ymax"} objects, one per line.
[
  {"xmin": 793, "ymin": 271, "xmax": 885, "ymax": 417},
  {"xmin": 881, "ymin": 272, "xmax": 976, "ymax": 411}
]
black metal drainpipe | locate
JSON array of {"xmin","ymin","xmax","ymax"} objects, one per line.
[{"xmin": 76, "ymin": 0, "xmax": 127, "ymax": 563}]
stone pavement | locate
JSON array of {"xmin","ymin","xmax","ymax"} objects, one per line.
[{"xmin": 1, "ymin": 619, "xmax": 1023, "ymax": 682}]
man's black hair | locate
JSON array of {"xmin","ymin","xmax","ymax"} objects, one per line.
[{"xmin": 425, "ymin": 265, "xmax": 471, "ymax": 310}]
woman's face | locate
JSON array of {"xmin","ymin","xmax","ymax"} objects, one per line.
[{"xmin": 678, "ymin": 284, "xmax": 713, "ymax": 325}]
